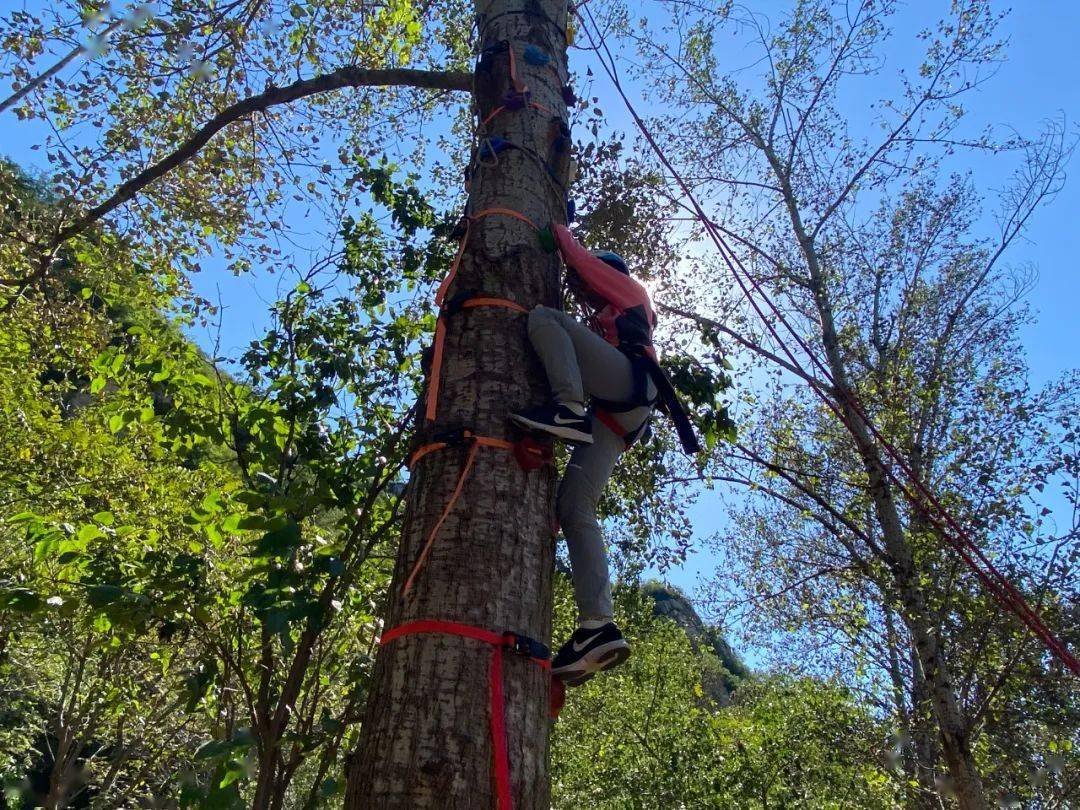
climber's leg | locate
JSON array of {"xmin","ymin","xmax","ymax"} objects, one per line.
[
  {"xmin": 510, "ymin": 305, "xmax": 637, "ymax": 444},
  {"xmin": 551, "ymin": 416, "xmax": 635, "ymax": 685}
]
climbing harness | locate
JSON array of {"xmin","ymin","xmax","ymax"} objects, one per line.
[
  {"xmin": 593, "ymin": 407, "xmax": 650, "ymax": 450},
  {"xmin": 575, "ymin": 6, "xmax": 1080, "ymax": 675},
  {"xmin": 380, "ymin": 620, "xmax": 565, "ymax": 810}
]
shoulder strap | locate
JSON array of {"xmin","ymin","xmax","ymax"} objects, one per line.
[{"xmin": 642, "ymin": 358, "xmax": 701, "ymax": 455}]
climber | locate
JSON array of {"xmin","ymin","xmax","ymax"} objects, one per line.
[{"xmin": 511, "ymin": 224, "xmax": 700, "ymax": 686}]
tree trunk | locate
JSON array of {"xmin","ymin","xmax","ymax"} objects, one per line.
[
  {"xmin": 909, "ymin": 644, "xmax": 945, "ymax": 809},
  {"xmin": 345, "ymin": 1, "xmax": 570, "ymax": 807}
]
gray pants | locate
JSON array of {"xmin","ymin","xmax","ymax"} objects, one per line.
[{"xmin": 527, "ymin": 306, "xmax": 654, "ymax": 620}]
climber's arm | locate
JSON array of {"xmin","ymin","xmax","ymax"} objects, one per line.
[{"xmin": 553, "ymin": 224, "xmax": 644, "ymax": 310}]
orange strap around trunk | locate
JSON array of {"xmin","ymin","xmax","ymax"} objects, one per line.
[
  {"xmin": 402, "ymin": 432, "xmax": 551, "ymax": 598},
  {"xmin": 425, "ymin": 297, "xmax": 529, "ymax": 423},
  {"xmin": 427, "ymin": 207, "xmax": 538, "ymax": 423},
  {"xmin": 435, "ymin": 209, "xmax": 539, "ymax": 308},
  {"xmin": 508, "ymin": 42, "xmax": 523, "ymax": 93},
  {"xmin": 477, "ymin": 44, "xmax": 555, "ymax": 129},
  {"xmin": 380, "ymin": 620, "xmax": 561, "ymax": 810}
]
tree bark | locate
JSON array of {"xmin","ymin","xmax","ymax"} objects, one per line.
[{"xmin": 344, "ymin": 1, "xmax": 570, "ymax": 807}]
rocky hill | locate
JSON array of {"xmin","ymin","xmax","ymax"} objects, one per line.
[{"xmin": 644, "ymin": 581, "xmax": 749, "ymax": 704}]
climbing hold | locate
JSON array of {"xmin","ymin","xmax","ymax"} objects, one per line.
[
  {"xmin": 503, "ymin": 88, "xmax": 530, "ymax": 110},
  {"xmin": 562, "ymin": 84, "xmax": 577, "ymax": 106},
  {"xmin": 550, "ymin": 676, "xmax": 566, "ymax": 719},
  {"xmin": 566, "ymin": 198, "xmax": 576, "ymax": 224},
  {"xmin": 523, "ymin": 44, "xmax": 550, "ymax": 66},
  {"xmin": 477, "ymin": 39, "xmax": 509, "ymax": 73},
  {"xmin": 550, "ymin": 118, "xmax": 571, "ymax": 153},
  {"xmin": 567, "ymin": 158, "xmax": 578, "ymax": 183},
  {"xmin": 538, "ymin": 226, "xmax": 557, "ymax": 253},
  {"xmin": 513, "ymin": 435, "xmax": 554, "ymax": 471},
  {"xmin": 478, "ymin": 136, "xmax": 513, "ymax": 163}
]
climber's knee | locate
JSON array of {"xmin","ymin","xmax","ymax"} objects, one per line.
[{"xmin": 528, "ymin": 304, "xmax": 559, "ymax": 337}]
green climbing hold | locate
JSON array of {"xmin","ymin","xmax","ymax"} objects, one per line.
[{"xmin": 538, "ymin": 226, "xmax": 557, "ymax": 253}]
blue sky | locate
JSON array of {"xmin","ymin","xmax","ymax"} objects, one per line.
[{"xmin": 2, "ymin": 0, "xmax": 1077, "ymax": 627}]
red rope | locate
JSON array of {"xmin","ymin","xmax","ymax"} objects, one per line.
[
  {"xmin": 380, "ymin": 620, "xmax": 553, "ymax": 810},
  {"xmin": 577, "ymin": 8, "xmax": 1079, "ymax": 676}
]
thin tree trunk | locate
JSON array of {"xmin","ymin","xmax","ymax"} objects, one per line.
[
  {"xmin": 765, "ymin": 154, "xmax": 987, "ymax": 809},
  {"xmin": 345, "ymin": 1, "xmax": 569, "ymax": 807},
  {"xmin": 910, "ymin": 644, "xmax": 945, "ymax": 809},
  {"xmin": 251, "ymin": 741, "xmax": 281, "ymax": 810}
]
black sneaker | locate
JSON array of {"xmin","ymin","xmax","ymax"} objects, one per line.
[
  {"xmin": 551, "ymin": 622, "xmax": 631, "ymax": 687},
  {"xmin": 510, "ymin": 402, "xmax": 593, "ymax": 445}
]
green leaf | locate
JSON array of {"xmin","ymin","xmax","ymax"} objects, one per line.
[
  {"xmin": 195, "ymin": 740, "xmax": 234, "ymax": 761},
  {"xmin": 90, "ymin": 376, "xmax": 106, "ymax": 394},
  {"xmin": 77, "ymin": 524, "xmax": 106, "ymax": 543},
  {"xmin": 33, "ymin": 535, "xmax": 59, "ymax": 562},
  {"xmin": 86, "ymin": 584, "xmax": 124, "ymax": 606},
  {"xmin": 0, "ymin": 588, "xmax": 43, "ymax": 614},
  {"xmin": 251, "ymin": 520, "xmax": 301, "ymax": 557},
  {"xmin": 93, "ymin": 511, "xmax": 115, "ymax": 526}
]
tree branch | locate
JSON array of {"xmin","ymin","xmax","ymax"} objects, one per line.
[
  {"xmin": 38, "ymin": 66, "xmax": 471, "ymax": 255},
  {"xmin": 660, "ymin": 301, "xmax": 834, "ymax": 392}
]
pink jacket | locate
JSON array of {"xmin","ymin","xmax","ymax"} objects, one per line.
[{"xmin": 553, "ymin": 224, "xmax": 658, "ymax": 361}]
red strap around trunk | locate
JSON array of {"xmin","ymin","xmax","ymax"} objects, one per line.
[{"xmin": 380, "ymin": 620, "xmax": 558, "ymax": 810}]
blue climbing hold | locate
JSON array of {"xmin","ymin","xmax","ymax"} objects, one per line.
[
  {"xmin": 523, "ymin": 45, "xmax": 550, "ymax": 66},
  {"xmin": 479, "ymin": 137, "xmax": 513, "ymax": 160}
]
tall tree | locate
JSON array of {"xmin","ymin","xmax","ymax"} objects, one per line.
[
  {"xmin": 345, "ymin": 1, "xmax": 572, "ymax": 805},
  {"xmin": 622, "ymin": 1, "xmax": 1078, "ymax": 806}
]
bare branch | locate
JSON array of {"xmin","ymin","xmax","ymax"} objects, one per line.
[{"xmin": 660, "ymin": 301, "xmax": 834, "ymax": 392}]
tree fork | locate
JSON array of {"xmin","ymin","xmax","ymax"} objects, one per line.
[{"xmin": 344, "ymin": 1, "xmax": 571, "ymax": 807}]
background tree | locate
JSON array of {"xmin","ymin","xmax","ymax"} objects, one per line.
[{"xmin": 614, "ymin": 0, "xmax": 1080, "ymax": 806}]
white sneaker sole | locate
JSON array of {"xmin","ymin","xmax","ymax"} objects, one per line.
[
  {"xmin": 553, "ymin": 639, "xmax": 631, "ymax": 687},
  {"xmin": 510, "ymin": 414, "xmax": 594, "ymax": 445}
]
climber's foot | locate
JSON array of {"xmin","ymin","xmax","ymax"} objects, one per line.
[
  {"xmin": 510, "ymin": 402, "xmax": 593, "ymax": 445},
  {"xmin": 552, "ymin": 621, "xmax": 631, "ymax": 687}
]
